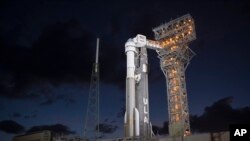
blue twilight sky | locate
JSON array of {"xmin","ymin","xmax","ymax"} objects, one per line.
[{"xmin": 0, "ymin": 0, "xmax": 250, "ymax": 141}]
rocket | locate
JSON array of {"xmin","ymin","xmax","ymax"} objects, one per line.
[
  {"xmin": 124, "ymin": 39, "xmax": 140, "ymax": 137},
  {"xmin": 124, "ymin": 36, "xmax": 155, "ymax": 138}
]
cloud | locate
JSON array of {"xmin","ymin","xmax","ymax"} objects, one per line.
[
  {"xmin": 1, "ymin": 0, "xmax": 248, "ymax": 101},
  {"xmin": 153, "ymin": 97, "xmax": 250, "ymax": 135},
  {"xmin": 24, "ymin": 114, "xmax": 37, "ymax": 119},
  {"xmin": 0, "ymin": 120, "xmax": 25, "ymax": 134},
  {"xmin": 24, "ymin": 110, "xmax": 37, "ymax": 119},
  {"xmin": 26, "ymin": 124, "xmax": 75, "ymax": 135},
  {"xmin": 0, "ymin": 19, "xmax": 127, "ymax": 100},
  {"xmin": 58, "ymin": 94, "xmax": 76, "ymax": 105},
  {"xmin": 39, "ymin": 93, "xmax": 76, "ymax": 106},
  {"xmin": 0, "ymin": 20, "xmax": 94, "ymax": 99},
  {"xmin": 9, "ymin": 112, "xmax": 22, "ymax": 118},
  {"xmin": 190, "ymin": 96, "xmax": 250, "ymax": 133},
  {"xmin": 8, "ymin": 112, "xmax": 37, "ymax": 119},
  {"xmin": 40, "ymin": 99, "xmax": 54, "ymax": 106},
  {"xmin": 98, "ymin": 123, "xmax": 118, "ymax": 134}
]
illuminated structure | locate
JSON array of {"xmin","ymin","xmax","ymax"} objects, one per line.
[
  {"xmin": 84, "ymin": 38, "xmax": 100, "ymax": 141},
  {"xmin": 124, "ymin": 14, "xmax": 196, "ymax": 139},
  {"xmin": 153, "ymin": 14, "xmax": 196, "ymax": 137}
]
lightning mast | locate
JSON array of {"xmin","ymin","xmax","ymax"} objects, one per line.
[{"xmin": 84, "ymin": 38, "xmax": 100, "ymax": 141}]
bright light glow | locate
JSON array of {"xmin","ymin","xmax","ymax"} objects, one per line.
[
  {"xmin": 171, "ymin": 46, "xmax": 178, "ymax": 51},
  {"xmin": 153, "ymin": 14, "xmax": 196, "ymax": 49},
  {"xmin": 174, "ymin": 96, "xmax": 178, "ymax": 101},
  {"xmin": 175, "ymin": 104, "xmax": 179, "ymax": 109},
  {"xmin": 176, "ymin": 114, "xmax": 180, "ymax": 121},
  {"xmin": 172, "ymin": 69, "xmax": 177, "ymax": 73}
]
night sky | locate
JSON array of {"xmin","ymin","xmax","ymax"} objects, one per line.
[{"xmin": 0, "ymin": 0, "xmax": 250, "ymax": 141}]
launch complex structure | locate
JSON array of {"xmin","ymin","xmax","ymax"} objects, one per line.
[
  {"xmin": 84, "ymin": 14, "xmax": 197, "ymax": 141},
  {"xmin": 124, "ymin": 14, "xmax": 196, "ymax": 139}
]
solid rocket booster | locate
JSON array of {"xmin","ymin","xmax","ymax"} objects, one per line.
[{"xmin": 124, "ymin": 39, "xmax": 140, "ymax": 137}]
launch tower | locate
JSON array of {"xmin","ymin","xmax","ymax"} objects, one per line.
[{"xmin": 153, "ymin": 14, "xmax": 196, "ymax": 137}]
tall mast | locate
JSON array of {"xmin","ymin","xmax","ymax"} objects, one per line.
[
  {"xmin": 95, "ymin": 38, "xmax": 99, "ymax": 72},
  {"xmin": 84, "ymin": 38, "xmax": 100, "ymax": 141}
]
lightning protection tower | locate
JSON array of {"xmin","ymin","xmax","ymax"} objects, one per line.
[
  {"xmin": 153, "ymin": 14, "xmax": 196, "ymax": 137},
  {"xmin": 84, "ymin": 38, "xmax": 100, "ymax": 141}
]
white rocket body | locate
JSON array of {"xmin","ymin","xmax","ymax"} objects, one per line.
[
  {"xmin": 124, "ymin": 39, "xmax": 140, "ymax": 137},
  {"xmin": 124, "ymin": 35, "xmax": 160, "ymax": 138}
]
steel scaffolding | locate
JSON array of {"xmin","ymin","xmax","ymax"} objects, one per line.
[{"xmin": 153, "ymin": 14, "xmax": 196, "ymax": 137}]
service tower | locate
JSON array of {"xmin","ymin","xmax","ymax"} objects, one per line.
[{"xmin": 153, "ymin": 14, "xmax": 196, "ymax": 137}]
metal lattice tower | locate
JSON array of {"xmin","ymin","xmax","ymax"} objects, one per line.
[
  {"xmin": 84, "ymin": 38, "xmax": 100, "ymax": 141},
  {"xmin": 153, "ymin": 14, "xmax": 196, "ymax": 137},
  {"xmin": 157, "ymin": 45, "xmax": 195, "ymax": 137}
]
